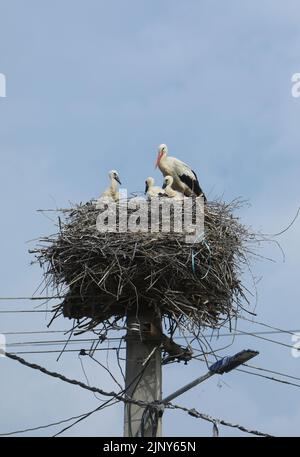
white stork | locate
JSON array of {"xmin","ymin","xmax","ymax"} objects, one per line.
[
  {"xmin": 155, "ymin": 144, "xmax": 207, "ymax": 201},
  {"xmin": 145, "ymin": 177, "xmax": 165, "ymax": 199},
  {"xmin": 101, "ymin": 170, "xmax": 122, "ymax": 201},
  {"xmin": 162, "ymin": 175, "xmax": 184, "ymax": 200}
]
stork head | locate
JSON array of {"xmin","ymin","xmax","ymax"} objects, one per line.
[
  {"xmin": 145, "ymin": 177, "xmax": 154, "ymax": 194},
  {"xmin": 109, "ymin": 170, "xmax": 121, "ymax": 185},
  {"xmin": 155, "ymin": 144, "xmax": 168, "ymax": 168},
  {"xmin": 162, "ymin": 175, "xmax": 173, "ymax": 189}
]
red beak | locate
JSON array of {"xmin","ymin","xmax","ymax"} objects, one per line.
[{"xmin": 155, "ymin": 151, "xmax": 163, "ymax": 168}]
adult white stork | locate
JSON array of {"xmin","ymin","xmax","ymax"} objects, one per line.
[
  {"xmin": 162, "ymin": 175, "xmax": 184, "ymax": 200},
  {"xmin": 145, "ymin": 177, "xmax": 166, "ymax": 199},
  {"xmin": 101, "ymin": 170, "xmax": 122, "ymax": 201},
  {"xmin": 155, "ymin": 144, "xmax": 207, "ymax": 201}
]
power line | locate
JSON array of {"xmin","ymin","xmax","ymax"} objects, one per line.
[
  {"xmin": 0, "ymin": 350, "xmax": 149, "ymax": 408},
  {"xmin": 5, "ymin": 337, "xmax": 119, "ymax": 347},
  {"xmin": 12, "ymin": 335, "xmax": 300, "ymax": 386},
  {"xmin": 240, "ymin": 315, "xmax": 297, "ymax": 336},
  {"xmin": 244, "ymin": 363, "xmax": 300, "ymax": 383},
  {"xmin": 192, "ymin": 354, "xmax": 300, "ymax": 388},
  {"xmin": 53, "ymin": 350, "xmax": 154, "ymax": 437},
  {"xmin": 0, "ymin": 412, "xmax": 90, "ymax": 437},
  {"xmin": 0, "ymin": 349, "xmax": 273, "ymax": 438},
  {"xmin": 207, "ymin": 329, "xmax": 300, "ymax": 337},
  {"xmin": 0, "ymin": 310, "xmax": 51, "ymax": 313},
  {"xmin": 4, "ymin": 332, "xmax": 300, "ymax": 385},
  {"xmin": 0, "ymin": 298, "xmax": 297, "ymax": 339},
  {"xmin": 167, "ymin": 403, "xmax": 273, "ymax": 437},
  {"xmin": 6, "ymin": 347, "xmax": 126, "ymax": 355},
  {"xmin": 236, "ymin": 368, "xmax": 300, "ymax": 388},
  {"xmin": 0, "ymin": 296, "xmax": 62, "ymax": 301},
  {"xmin": 87, "ymin": 353, "xmax": 123, "ymax": 391},
  {"xmin": 3, "ymin": 327, "xmax": 300, "ymax": 338},
  {"xmin": 11, "ymin": 346, "xmax": 300, "ymax": 387},
  {"xmin": 53, "ymin": 398, "xmax": 120, "ymax": 437},
  {"xmin": 1, "ymin": 308, "xmax": 299, "ymax": 351},
  {"xmin": 0, "ymin": 354, "xmax": 149, "ymax": 437},
  {"xmin": 224, "ymin": 326, "xmax": 298, "ymax": 351},
  {"xmin": 2, "ymin": 330, "xmax": 68, "ymax": 335},
  {"xmin": 0, "ymin": 398, "xmax": 121, "ymax": 437}
]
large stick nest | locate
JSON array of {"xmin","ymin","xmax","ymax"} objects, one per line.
[{"xmin": 31, "ymin": 198, "xmax": 258, "ymax": 335}]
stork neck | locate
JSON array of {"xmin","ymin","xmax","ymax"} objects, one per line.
[
  {"xmin": 160, "ymin": 154, "xmax": 167, "ymax": 166},
  {"xmin": 110, "ymin": 179, "xmax": 118, "ymax": 192},
  {"xmin": 166, "ymin": 184, "xmax": 173, "ymax": 194}
]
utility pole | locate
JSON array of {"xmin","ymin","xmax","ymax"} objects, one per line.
[
  {"xmin": 123, "ymin": 307, "xmax": 162, "ymax": 437},
  {"xmin": 123, "ymin": 303, "xmax": 259, "ymax": 438},
  {"xmin": 135, "ymin": 348, "xmax": 259, "ymax": 435}
]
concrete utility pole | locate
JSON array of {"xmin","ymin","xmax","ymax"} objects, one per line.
[
  {"xmin": 123, "ymin": 308, "xmax": 162, "ymax": 437},
  {"xmin": 123, "ymin": 301, "xmax": 259, "ymax": 438}
]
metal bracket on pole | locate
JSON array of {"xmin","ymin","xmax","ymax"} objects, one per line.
[{"xmin": 126, "ymin": 319, "xmax": 193, "ymax": 363}]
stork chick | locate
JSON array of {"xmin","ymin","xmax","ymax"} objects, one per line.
[
  {"xmin": 162, "ymin": 175, "xmax": 184, "ymax": 200},
  {"xmin": 145, "ymin": 177, "xmax": 165, "ymax": 199},
  {"xmin": 101, "ymin": 170, "xmax": 122, "ymax": 201}
]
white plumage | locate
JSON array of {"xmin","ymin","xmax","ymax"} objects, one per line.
[
  {"xmin": 145, "ymin": 177, "xmax": 165, "ymax": 199},
  {"xmin": 101, "ymin": 170, "xmax": 122, "ymax": 201},
  {"xmin": 155, "ymin": 144, "xmax": 206, "ymax": 201},
  {"xmin": 162, "ymin": 175, "xmax": 184, "ymax": 200}
]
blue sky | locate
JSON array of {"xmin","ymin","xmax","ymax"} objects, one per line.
[{"xmin": 0, "ymin": 0, "xmax": 300, "ymax": 437}]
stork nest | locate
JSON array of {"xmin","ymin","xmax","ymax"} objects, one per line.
[{"xmin": 31, "ymin": 198, "xmax": 259, "ymax": 336}]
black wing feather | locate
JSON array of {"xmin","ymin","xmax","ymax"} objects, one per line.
[{"xmin": 179, "ymin": 170, "xmax": 207, "ymax": 201}]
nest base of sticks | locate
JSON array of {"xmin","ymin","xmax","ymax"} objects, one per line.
[{"xmin": 32, "ymin": 198, "xmax": 255, "ymax": 348}]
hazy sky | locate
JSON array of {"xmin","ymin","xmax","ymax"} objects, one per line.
[{"xmin": 0, "ymin": 0, "xmax": 300, "ymax": 437}]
